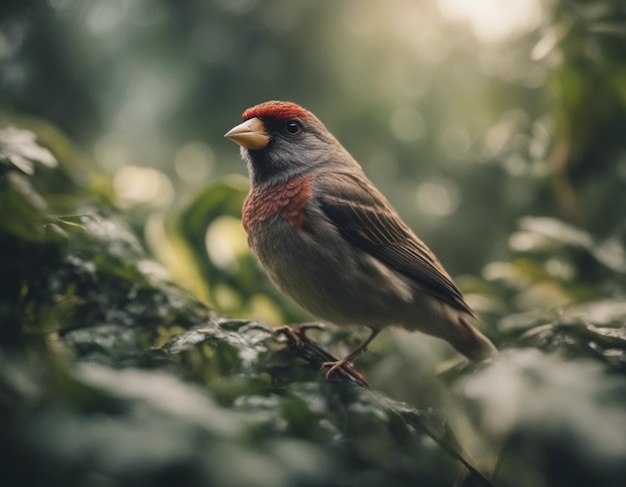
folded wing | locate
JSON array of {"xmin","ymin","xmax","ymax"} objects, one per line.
[{"xmin": 315, "ymin": 172, "xmax": 475, "ymax": 317}]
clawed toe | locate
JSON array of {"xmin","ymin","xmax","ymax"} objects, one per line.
[
  {"xmin": 274, "ymin": 323, "xmax": 325, "ymax": 347},
  {"xmin": 321, "ymin": 358, "xmax": 367, "ymax": 384},
  {"xmin": 274, "ymin": 324, "xmax": 371, "ymax": 386}
]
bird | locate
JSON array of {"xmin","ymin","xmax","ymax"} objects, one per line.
[{"xmin": 225, "ymin": 100, "xmax": 496, "ymax": 381}]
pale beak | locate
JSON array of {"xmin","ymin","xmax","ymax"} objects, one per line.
[{"xmin": 224, "ymin": 117, "xmax": 270, "ymax": 150}]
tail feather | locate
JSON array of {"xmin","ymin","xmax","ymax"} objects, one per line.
[{"xmin": 449, "ymin": 315, "xmax": 497, "ymax": 361}]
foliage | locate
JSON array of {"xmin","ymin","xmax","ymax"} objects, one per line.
[
  {"xmin": 1, "ymin": 1, "xmax": 626, "ymax": 486},
  {"xmin": 1, "ymin": 110, "xmax": 625, "ymax": 487},
  {"xmin": 0, "ymin": 124, "xmax": 484, "ymax": 487},
  {"xmin": 3, "ymin": 0, "xmax": 623, "ymax": 280}
]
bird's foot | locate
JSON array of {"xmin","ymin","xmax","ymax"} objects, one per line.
[
  {"xmin": 275, "ymin": 324, "xmax": 369, "ymax": 387},
  {"xmin": 321, "ymin": 358, "xmax": 367, "ymax": 385},
  {"xmin": 274, "ymin": 323, "xmax": 325, "ymax": 347}
]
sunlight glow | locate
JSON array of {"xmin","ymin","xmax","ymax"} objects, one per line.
[
  {"xmin": 113, "ymin": 165, "xmax": 174, "ymax": 207},
  {"xmin": 174, "ymin": 142, "xmax": 215, "ymax": 185},
  {"xmin": 416, "ymin": 179, "xmax": 460, "ymax": 217},
  {"xmin": 437, "ymin": 0, "xmax": 543, "ymax": 43},
  {"xmin": 204, "ymin": 216, "xmax": 249, "ymax": 271}
]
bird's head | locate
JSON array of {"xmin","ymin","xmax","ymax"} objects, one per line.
[{"xmin": 225, "ymin": 101, "xmax": 356, "ymax": 186}]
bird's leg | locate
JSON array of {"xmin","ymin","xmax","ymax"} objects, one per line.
[
  {"xmin": 274, "ymin": 324, "xmax": 370, "ymax": 387},
  {"xmin": 274, "ymin": 322, "xmax": 326, "ymax": 347},
  {"xmin": 321, "ymin": 329, "xmax": 381, "ymax": 381}
]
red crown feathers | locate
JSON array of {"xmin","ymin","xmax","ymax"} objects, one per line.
[{"xmin": 242, "ymin": 101, "xmax": 309, "ymax": 121}]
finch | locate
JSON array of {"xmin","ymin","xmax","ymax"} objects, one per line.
[{"xmin": 225, "ymin": 101, "xmax": 496, "ymax": 379}]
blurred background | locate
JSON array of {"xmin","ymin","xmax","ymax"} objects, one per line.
[
  {"xmin": 2, "ymin": 3, "xmax": 625, "ymax": 486},
  {"xmin": 2, "ymin": 0, "xmax": 625, "ymax": 325}
]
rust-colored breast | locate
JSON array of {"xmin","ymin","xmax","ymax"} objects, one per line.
[{"xmin": 243, "ymin": 175, "xmax": 312, "ymax": 244}]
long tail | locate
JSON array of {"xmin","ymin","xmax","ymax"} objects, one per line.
[{"xmin": 449, "ymin": 315, "xmax": 497, "ymax": 361}]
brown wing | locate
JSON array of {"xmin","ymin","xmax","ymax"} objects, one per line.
[{"xmin": 315, "ymin": 171, "xmax": 475, "ymax": 316}]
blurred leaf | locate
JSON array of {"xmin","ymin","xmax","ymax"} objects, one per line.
[
  {"xmin": 518, "ymin": 216, "xmax": 626, "ymax": 274},
  {"xmin": 456, "ymin": 350, "xmax": 626, "ymax": 487},
  {"xmin": 519, "ymin": 217, "xmax": 592, "ymax": 248},
  {"xmin": 0, "ymin": 171, "xmax": 50, "ymax": 241},
  {"xmin": 0, "ymin": 127, "xmax": 57, "ymax": 174}
]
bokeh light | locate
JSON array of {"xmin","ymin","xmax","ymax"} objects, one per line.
[
  {"xmin": 437, "ymin": 0, "xmax": 543, "ymax": 43},
  {"xmin": 174, "ymin": 142, "xmax": 215, "ymax": 185},
  {"xmin": 113, "ymin": 165, "xmax": 174, "ymax": 208},
  {"xmin": 205, "ymin": 216, "xmax": 248, "ymax": 272},
  {"xmin": 4, "ymin": 0, "xmax": 626, "ymax": 314}
]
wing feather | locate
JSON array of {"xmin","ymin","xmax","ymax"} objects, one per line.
[{"xmin": 315, "ymin": 172, "xmax": 475, "ymax": 316}]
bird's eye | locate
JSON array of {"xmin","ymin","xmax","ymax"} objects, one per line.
[{"xmin": 284, "ymin": 120, "xmax": 302, "ymax": 136}]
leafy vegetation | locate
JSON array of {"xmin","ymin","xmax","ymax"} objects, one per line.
[{"xmin": 1, "ymin": 1, "xmax": 625, "ymax": 486}]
